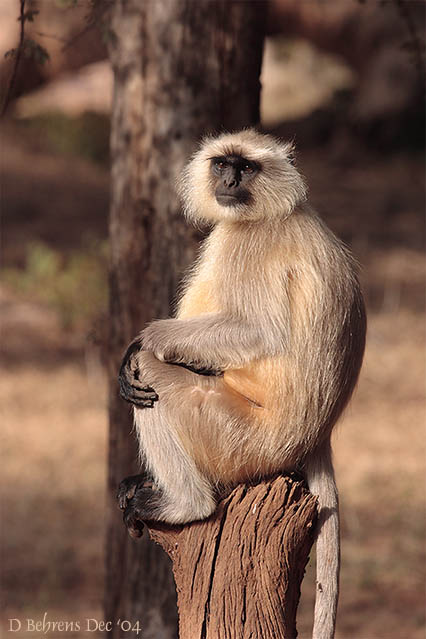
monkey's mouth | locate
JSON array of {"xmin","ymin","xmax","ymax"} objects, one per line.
[{"xmin": 216, "ymin": 194, "xmax": 247, "ymax": 207}]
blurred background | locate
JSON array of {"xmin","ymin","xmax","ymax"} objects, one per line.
[{"xmin": 0, "ymin": 0, "xmax": 424, "ymax": 637}]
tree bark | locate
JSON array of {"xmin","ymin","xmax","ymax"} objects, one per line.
[
  {"xmin": 106, "ymin": 1, "xmax": 266, "ymax": 637},
  {"xmin": 147, "ymin": 474, "xmax": 317, "ymax": 639}
]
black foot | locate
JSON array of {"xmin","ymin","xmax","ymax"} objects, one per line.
[
  {"xmin": 117, "ymin": 474, "xmax": 163, "ymax": 539},
  {"xmin": 117, "ymin": 474, "xmax": 153, "ymax": 510},
  {"xmin": 118, "ymin": 341, "xmax": 159, "ymax": 407}
]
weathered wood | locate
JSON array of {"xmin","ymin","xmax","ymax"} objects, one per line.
[
  {"xmin": 147, "ymin": 474, "xmax": 318, "ymax": 639},
  {"xmin": 106, "ymin": 1, "xmax": 266, "ymax": 637}
]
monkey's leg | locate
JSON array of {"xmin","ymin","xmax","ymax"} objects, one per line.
[
  {"xmin": 127, "ymin": 351, "xmax": 231, "ymax": 525},
  {"xmin": 128, "ymin": 351, "xmax": 275, "ymax": 526}
]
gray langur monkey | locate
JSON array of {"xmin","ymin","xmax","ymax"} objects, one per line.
[{"xmin": 117, "ymin": 129, "xmax": 366, "ymax": 639}]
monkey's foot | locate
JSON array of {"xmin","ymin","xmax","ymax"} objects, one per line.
[
  {"xmin": 117, "ymin": 474, "xmax": 155, "ymax": 510},
  {"xmin": 121, "ymin": 482, "xmax": 164, "ymax": 539}
]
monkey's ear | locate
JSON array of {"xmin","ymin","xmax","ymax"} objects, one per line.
[{"xmin": 285, "ymin": 140, "xmax": 297, "ymax": 166}]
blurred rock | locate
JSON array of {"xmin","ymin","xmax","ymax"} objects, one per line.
[
  {"xmin": 267, "ymin": 0, "xmax": 425, "ymax": 148},
  {"xmin": 261, "ymin": 37, "xmax": 355, "ymax": 126}
]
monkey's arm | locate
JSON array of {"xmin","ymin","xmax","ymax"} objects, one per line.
[{"xmin": 141, "ymin": 313, "xmax": 285, "ymax": 371}]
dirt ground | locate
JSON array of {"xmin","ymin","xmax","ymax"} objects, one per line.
[{"xmin": 1, "ymin": 122, "xmax": 425, "ymax": 639}]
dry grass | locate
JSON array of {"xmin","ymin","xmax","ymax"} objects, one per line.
[{"xmin": 0, "ymin": 348, "xmax": 108, "ymax": 629}]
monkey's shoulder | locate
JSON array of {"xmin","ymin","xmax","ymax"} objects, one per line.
[{"xmin": 177, "ymin": 277, "xmax": 221, "ymax": 318}]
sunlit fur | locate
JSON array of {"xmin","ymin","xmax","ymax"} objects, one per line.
[
  {"xmin": 178, "ymin": 129, "xmax": 307, "ymax": 224},
  {"xmin": 131, "ymin": 130, "xmax": 366, "ymax": 639}
]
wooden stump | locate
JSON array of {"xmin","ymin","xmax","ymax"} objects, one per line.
[{"xmin": 145, "ymin": 474, "xmax": 318, "ymax": 639}]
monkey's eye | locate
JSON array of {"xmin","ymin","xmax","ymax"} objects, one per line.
[
  {"xmin": 242, "ymin": 164, "xmax": 253, "ymax": 174},
  {"xmin": 215, "ymin": 160, "xmax": 225, "ymax": 170}
]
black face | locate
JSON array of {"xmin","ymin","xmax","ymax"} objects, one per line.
[{"xmin": 210, "ymin": 155, "xmax": 260, "ymax": 207}]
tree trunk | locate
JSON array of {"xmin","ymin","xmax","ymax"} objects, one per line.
[
  {"xmin": 106, "ymin": 1, "xmax": 266, "ymax": 637},
  {"xmin": 147, "ymin": 474, "xmax": 317, "ymax": 639}
]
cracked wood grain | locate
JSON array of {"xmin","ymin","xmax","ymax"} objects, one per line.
[{"xmin": 147, "ymin": 474, "xmax": 318, "ymax": 639}]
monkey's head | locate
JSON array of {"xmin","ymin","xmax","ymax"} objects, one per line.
[{"xmin": 179, "ymin": 129, "xmax": 307, "ymax": 225}]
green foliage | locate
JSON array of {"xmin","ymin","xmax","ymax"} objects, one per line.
[
  {"xmin": 24, "ymin": 38, "xmax": 50, "ymax": 64},
  {"xmin": 55, "ymin": 0, "xmax": 78, "ymax": 7},
  {"xmin": 19, "ymin": 9, "xmax": 40, "ymax": 23},
  {"xmin": 4, "ymin": 38, "xmax": 50, "ymax": 66},
  {"xmin": 17, "ymin": 111, "xmax": 110, "ymax": 166},
  {"xmin": 2, "ymin": 241, "xmax": 108, "ymax": 331}
]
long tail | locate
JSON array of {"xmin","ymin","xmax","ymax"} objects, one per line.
[{"xmin": 304, "ymin": 440, "xmax": 340, "ymax": 639}]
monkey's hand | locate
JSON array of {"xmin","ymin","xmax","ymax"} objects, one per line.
[
  {"xmin": 117, "ymin": 474, "xmax": 163, "ymax": 538},
  {"xmin": 118, "ymin": 341, "xmax": 159, "ymax": 408},
  {"xmin": 173, "ymin": 362, "xmax": 223, "ymax": 376}
]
